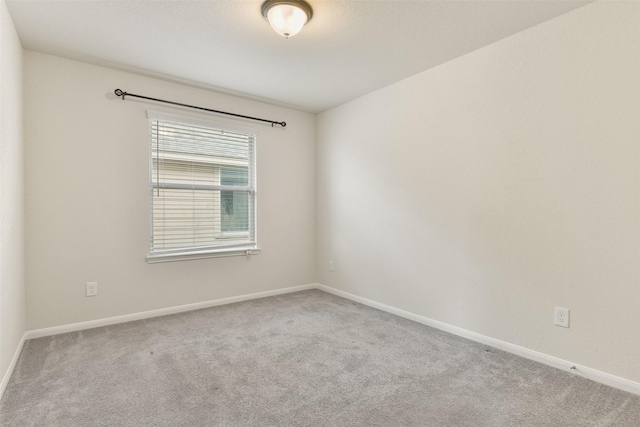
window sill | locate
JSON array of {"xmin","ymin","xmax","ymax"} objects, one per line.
[{"xmin": 146, "ymin": 246, "xmax": 260, "ymax": 264}]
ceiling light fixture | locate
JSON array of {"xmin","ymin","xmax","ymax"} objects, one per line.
[{"xmin": 261, "ymin": 0, "xmax": 313, "ymax": 39}]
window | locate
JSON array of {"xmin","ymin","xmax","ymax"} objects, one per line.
[{"xmin": 146, "ymin": 111, "xmax": 257, "ymax": 262}]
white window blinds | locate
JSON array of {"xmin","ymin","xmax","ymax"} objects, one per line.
[{"xmin": 148, "ymin": 111, "xmax": 256, "ymax": 257}]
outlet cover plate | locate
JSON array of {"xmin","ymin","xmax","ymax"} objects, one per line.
[
  {"xmin": 554, "ymin": 307, "xmax": 569, "ymax": 327},
  {"xmin": 86, "ymin": 282, "xmax": 98, "ymax": 297}
]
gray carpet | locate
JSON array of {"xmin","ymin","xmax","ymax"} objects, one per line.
[{"xmin": 1, "ymin": 289, "xmax": 639, "ymax": 426}]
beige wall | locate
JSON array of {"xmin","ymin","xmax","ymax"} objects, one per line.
[
  {"xmin": 316, "ymin": 2, "xmax": 640, "ymax": 382},
  {"xmin": 0, "ymin": 0, "xmax": 25, "ymax": 379},
  {"xmin": 25, "ymin": 52, "xmax": 316, "ymax": 329}
]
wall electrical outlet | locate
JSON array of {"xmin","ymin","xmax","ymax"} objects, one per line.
[
  {"xmin": 86, "ymin": 282, "xmax": 98, "ymax": 297},
  {"xmin": 329, "ymin": 260, "xmax": 334, "ymax": 272},
  {"xmin": 554, "ymin": 307, "xmax": 569, "ymax": 328}
]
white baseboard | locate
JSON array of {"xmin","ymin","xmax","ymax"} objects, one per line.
[
  {"xmin": 0, "ymin": 333, "xmax": 26, "ymax": 400},
  {"xmin": 315, "ymin": 283, "xmax": 640, "ymax": 397},
  {"xmin": 11, "ymin": 282, "xmax": 640, "ymax": 398},
  {"xmin": 25, "ymin": 284, "xmax": 316, "ymax": 340}
]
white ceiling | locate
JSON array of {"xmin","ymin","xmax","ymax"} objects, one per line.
[{"xmin": 6, "ymin": 0, "xmax": 591, "ymax": 113}]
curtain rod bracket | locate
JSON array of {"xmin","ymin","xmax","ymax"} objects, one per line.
[{"xmin": 113, "ymin": 88, "xmax": 286, "ymax": 127}]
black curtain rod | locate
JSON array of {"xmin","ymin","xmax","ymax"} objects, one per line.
[{"xmin": 113, "ymin": 89, "xmax": 286, "ymax": 127}]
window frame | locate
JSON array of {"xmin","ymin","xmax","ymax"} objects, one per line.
[{"xmin": 145, "ymin": 110, "xmax": 259, "ymax": 263}]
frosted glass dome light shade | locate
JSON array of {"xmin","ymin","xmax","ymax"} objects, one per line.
[
  {"xmin": 267, "ymin": 5, "xmax": 307, "ymax": 38},
  {"xmin": 262, "ymin": 0, "xmax": 313, "ymax": 39}
]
